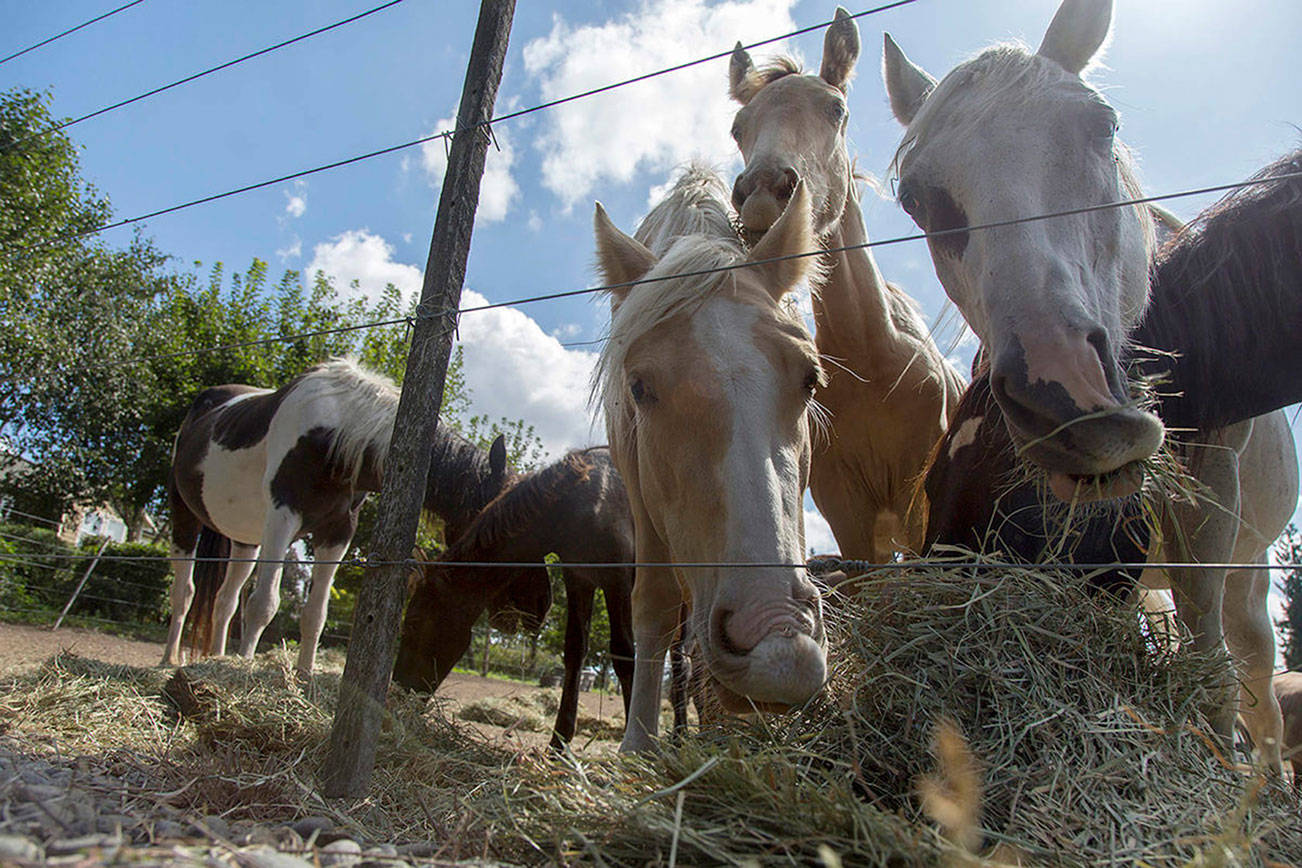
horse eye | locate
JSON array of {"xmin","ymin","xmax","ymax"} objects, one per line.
[
  {"xmin": 802, "ymin": 368, "xmax": 821, "ymax": 396},
  {"xmin": 898, "ymin": 184, "xmax": 924, "ymax": 223},
  {"xmin": 730, "ymin": 121, "xmax": 742, "ymax": 142},
  {"xmin": 629, "ymin": 378, "xmax": 655, "ymax": 406},
  {"xmin": 827, "ymin": 100, "xmax": 847, "ymax": 124}
]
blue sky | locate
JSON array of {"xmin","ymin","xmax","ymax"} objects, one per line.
[{"xmin": 4, "ymin": 0, "xmax": 1300, "ymax": 558}]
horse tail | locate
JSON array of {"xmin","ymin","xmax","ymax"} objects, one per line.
[{"xmin": 184, "ymin": 526, "xmax": 231, "ymax": 658}]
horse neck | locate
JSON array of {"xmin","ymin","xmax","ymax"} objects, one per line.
[
  {"xmin": 421, "ymin": 432, "xmax": 511, "ymax": 542},
  {"xmin": 815, "ymin": 186, "xmax": 898, "ymax": 359}
]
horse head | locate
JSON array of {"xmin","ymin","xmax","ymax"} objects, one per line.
[{"xmin": 883, "ymin": 0, "xmax": 1162, "ymax": 501}]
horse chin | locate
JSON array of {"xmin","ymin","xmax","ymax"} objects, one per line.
[
  {"xmin": 740, "ymin": 192, "xmax": 782, "ymax": 233},
  {"xmin": 709, "ymin": 676, "xmax": 794, "ymax": 714},
  {"xmin": 1047, "ymin": 464, "xmax": 1143, "ymax": 503}
]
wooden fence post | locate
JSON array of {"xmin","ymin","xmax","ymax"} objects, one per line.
[{"xmin": 321, "ymin": 0, "xmax": 516, "ymax": 798}]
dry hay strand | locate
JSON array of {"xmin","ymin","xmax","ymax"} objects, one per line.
[
  {"xmin": 467, "ymin": 561, "xmax": 1302, "ymax": 866},
  {"xmin": 0, "ymin": 646, "xmax": 517, "ymax": 852}
]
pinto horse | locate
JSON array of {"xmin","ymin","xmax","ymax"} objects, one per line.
[
  {"xmin": 163, "ymin": 358, "xmax": 513, "ymax": 675},
  {"xmin": 593, "ymin": 165, "xmax": 827, "ymax": 751},
  {"xmin": 727, "ymin": 9, "xmax": 965, "ymax": 562},
  {"xmin": 890, "ymin": 0, "xmax": 1302, "ymax": 766},
  {"xmin": 394, "ymin": 446, "xmax": 634, "ymax": 750}
]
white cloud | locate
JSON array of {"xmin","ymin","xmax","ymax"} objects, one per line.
[
  {"xmin": 419, "ymin": 101, "xmax": 519, "ymax": 223},
  {"xmin": 276, "ymin": 237, "xmax": 302, "ymax": 260},
  {"xmin": 457, "ymin": 288, "xmax": 602, "ymax": 456},
  {"xmin": 303, "ymin": 229, "xmax": 600, "ymax": 456},
  {"xmin": 804, "ymin": 502, "xmax": 837, "ymax": 556},
  {"xmin": 307, "ymin": 230, "xmax": 423, "ymax": 305},
  {"xmin": 521, "ymin": 0, "xmax": 797, "ymax": 208},
  {"xmin": 283, "ymin": 181, "xmax": 307, "ymax": 218}
]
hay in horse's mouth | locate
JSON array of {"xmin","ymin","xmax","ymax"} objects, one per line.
[{"xmin": 1047, "ymin": 462, "xmax": 1144, "ymax": 502}]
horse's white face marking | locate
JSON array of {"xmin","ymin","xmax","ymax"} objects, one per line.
[
  {"xmin": 884, "ymin": 0, "xmax": 1163, "ymax": 498},
  {"xmin": 946, "ymin": 416, "xmax": 983, "ymax": 459}
]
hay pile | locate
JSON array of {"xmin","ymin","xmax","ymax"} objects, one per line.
[
  {"xmin": 469, "ymin": 563, "xmax": 1302, "ymax": 866},
  {"xmin": 2, "ymin": 563, "xmax": 1300, "ymax": 865},
  {"xmin": 0, "ymin": 648, "xmax": 511, "ymax": 853}
]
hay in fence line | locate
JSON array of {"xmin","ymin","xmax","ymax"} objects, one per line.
[
  {"xmin": 2, "ymin": 559, "xmax": 1300, "ymax": 865},
  {"xmin": 465, "ymin": 560, "xmax": 1302, "ymax": 866}
]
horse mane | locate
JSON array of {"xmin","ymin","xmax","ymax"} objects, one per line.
[
  {"xmin": 423, "ymin": 426, "xmax": 516, "ymax": 541},
  {"xmin": 890, "ymin": 44, "xmax": 1155, "ymax": 259},
  {"xmin": 732, "ymin": 55, "xmax": 803, "ymax": 103},
  {"xmin": 287, "ymin": 357, "xmax": 398, "ymax": 483},
  {"xmin": 1133, "ymin": 147, "xmax": 1302, "ymax": 431},
  {"xmin": 593, "ymin": 164, "xmax": 759, "ymax": 411},
  {"xmin": 443, "ymin": 449, "xmax": 598, "ymax": 560}
]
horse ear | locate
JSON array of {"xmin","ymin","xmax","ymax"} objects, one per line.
[
  {"xmin": 882, "ymin": 33, "xmax": 935, "ymax": 125},
  {"xmin": 747, "ymin": 179, "xmax": 815, "ymax": 298},
  {"xmin": 729, "ymin": 42, "xmax": 757, "ymax": 104},
  {"xmin": 1037, "ymin": 0, "xmax": 1113, "ymax": 75},
  {"xmin": 820, "ymin": 7, "xmax": 861, "ymax": 91},
  {"xmin": 489, "ymin": 434, "xmax": 507, "ymax": 477},
  {"xmin": 594, "ymin": 202, "xmax": 657, "ymax": 302}
]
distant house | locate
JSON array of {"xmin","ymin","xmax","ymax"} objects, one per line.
[{"xmin": 0, "ymin": 446, "xmax": 158, "ymax": 545}]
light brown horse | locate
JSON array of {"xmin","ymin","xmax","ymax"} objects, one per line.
[
  {"xmin": 1275, "ymin": 672, "xmax": 1302, "ymax": 788},
  {"xmin": 593, "ymin": 165, "xmax": 827, "ymax": 751},
  {"xmin": 728, "ymin": 8, "xmax": 965, "ymax": 561}
]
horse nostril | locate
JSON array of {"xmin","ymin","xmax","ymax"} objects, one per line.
[
  {"xmin": 1086, "ymin": 328, "xmax": 1123, "ymax": 398},
  {"xmin": 779, "ymin": 167, "xmax": 799, "ymax": 199},
  {"xmin": 732, "ymin": 175, "xmax": 749, "ymax": 210}
]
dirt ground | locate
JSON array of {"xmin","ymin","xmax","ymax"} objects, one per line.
[{"xmin": 0, "ymin": 621, "xmax": 628, "ymax": 747}]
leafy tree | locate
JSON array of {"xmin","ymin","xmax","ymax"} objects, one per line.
[{"xmin": 1275, "ymin": 524, "xmax": 1302, "ymax": 671}]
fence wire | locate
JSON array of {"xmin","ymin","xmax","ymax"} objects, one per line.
[
  {"xmin": 1, "ymin": 544, "xmax": 1299, "ymax": 575},
  {"xmin": 21, "ymin": 168, "xmax": 1287, "ymax": 371},
  {"xmin": 6, "ymin": 1, "xmax": 917, "ymax": 256},
  {"xmin": 0, "ymin": 0, "xmax": 147, "ymax": 67}
]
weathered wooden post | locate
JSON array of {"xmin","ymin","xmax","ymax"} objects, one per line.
[{"xmin": 321, "ymin": 0, "xmax": 515, "ymax": 798}]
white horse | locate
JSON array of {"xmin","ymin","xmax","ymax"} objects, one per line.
[{"xmin": 884, "ymin": 0, "xmax": 1302, "ymax": 769}]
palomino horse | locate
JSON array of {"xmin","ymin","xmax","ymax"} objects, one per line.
[
  {"xmin": 164, "ymin": 358, "xmax": 513, "ymax": 675},
  {"xmin": 394, "ymin": 446, "xmax": 636, "ymax": 750},
  {"xmin": 1274, "ymin": 672, "xmax": 1302, "ymax": 789},
  {"xmin": 886, "ymin": 0, "xmax": 1302, "ymax": 764},
  {"xmin": 593, "ymin": 165, "xmax": 826, "ymax": 751},
  {"xmin": 728, "ymin": 8, "xmax": 964, "ymax": 561}
]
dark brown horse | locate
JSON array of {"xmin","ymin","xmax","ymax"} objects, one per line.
[{"xmin": 394, "ymin": 446, "xmax": 635, "ymax": 750}]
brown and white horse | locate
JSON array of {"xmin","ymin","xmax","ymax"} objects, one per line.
[
  {"xmin": 728, "ymin": 9, "xmax": 965, "ymax": 561},
  {"xmin": 593, "ymin": 166, "xmax": 827, "ymax": 751},
  {"xmin": 164, "ymin": 358, "xmax": 512, "ymax": 675},
  {"xmin": 885, "ymin": 0, "xmax": 1302, "ymax": 764}
]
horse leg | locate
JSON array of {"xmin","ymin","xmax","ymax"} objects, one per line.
[
  {"xmin": 620, "ymin": 556, "xmax": 681, "ymax": 753},
  {"xmin": 1164, "ymin": 428, "xmax": 1247, "ymax": 746},
  {"xmin": 162, "ymin": 485, "xmax": 201, "ymax": 666},
  {"xmin": 296, "ymin": 540, "xmax": 349, "ymax": 677},
  {"xmin": 605, "ymin": 571, "xmax": 636, "ymax": 721},
  {"xmin": 239, "ymin": 507, "xmax": 301, "ymax": 659},
  {"xmin": 1222, "ymin": 558, "xmax": 1283, "ymax": 774},
  {"xmin": 551, "ymin": 578, "xmax": 594, "ymax": 751},
  {"xmin": 669, "ymin": 601, "xmax": 689, "ymax": 735},
  {"xmin": 162, "ymin": 545, "xmax": 197, "ymax": 666},
  {"xmin": 210, "ymin": 543, "xmax": 258, "ymax": 656}
]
